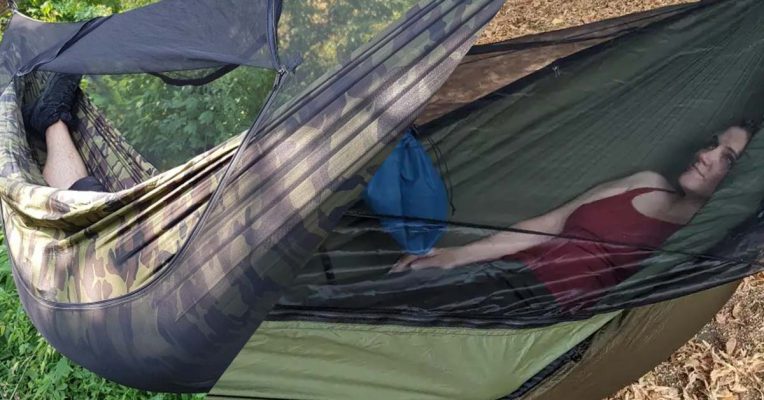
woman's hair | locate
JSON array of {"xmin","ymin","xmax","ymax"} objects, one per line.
[{"xmin": 736, "ymin": 118, "xmax": 762, "ymax": 137}]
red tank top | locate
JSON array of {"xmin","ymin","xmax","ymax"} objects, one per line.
[{"xmin": 507, "ymin": 187, "xmax": 682, "ymax": 305}]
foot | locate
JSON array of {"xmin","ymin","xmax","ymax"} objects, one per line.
[{"xmin": 23, "ymin": 73, "xmax": 82, "ymax": 138}]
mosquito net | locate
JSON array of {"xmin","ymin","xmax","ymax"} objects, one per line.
[
  {"xmin": 0, "ymin": 0, "xmax": 425, "ymax": 170},
  {"xmin": 272, "ymin": 0, "xmax": 764, "ymax": 327}
]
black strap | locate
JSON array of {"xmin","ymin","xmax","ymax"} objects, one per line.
[
  {"xmin": 149, "ymin": 64, "xmax": 239, "ymax": 87},
  {"xmin": 318, "ymin": 245, "xmax": 337, "ymax": 285}
]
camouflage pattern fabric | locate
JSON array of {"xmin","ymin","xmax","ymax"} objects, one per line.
[
  {"xmin": 1, "ymin": 0, "xmax": 504, "ymax": 392},
  {"xmin": 3, "ymin": 73, "xmax": 237, "ymax": 303}
]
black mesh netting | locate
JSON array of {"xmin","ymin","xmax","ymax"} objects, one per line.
[{"xmin": 271, "ymin": 0, "xmax": 764, "ymax": 328}]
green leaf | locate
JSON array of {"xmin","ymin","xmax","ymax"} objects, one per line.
[
  {"xmin": 40, "ymin": 1, "xmax": 54, "ymax": 19},
  {"xmin": 51, "ymin": 358, "xmax": 72, "ymax": 382},
  {"xmin": 199, "ymin": 110, "xmax": 215, "ymax": 125}
]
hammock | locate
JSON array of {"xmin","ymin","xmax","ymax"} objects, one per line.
[{"xmin": 2, "ymin": 0, "xmax": 764, "ymax": 398}]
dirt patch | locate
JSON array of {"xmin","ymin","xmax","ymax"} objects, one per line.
[{"xmin": 478, "ymin": 1, "xmax": 764, "ymax": 399}]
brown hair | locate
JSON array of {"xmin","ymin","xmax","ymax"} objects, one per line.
[{"xmin": 736, "ymin": 118, "xmax": 761, "ymax": 137}]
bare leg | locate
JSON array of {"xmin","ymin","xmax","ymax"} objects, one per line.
[{"xmin": 42, "ymin": 121, "xmax": 88, "ymax": 189}]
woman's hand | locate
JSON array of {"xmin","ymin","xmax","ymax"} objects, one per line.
[{"xmin": 389, "ymin": 247, "xmax": 465, "ymax": 273}]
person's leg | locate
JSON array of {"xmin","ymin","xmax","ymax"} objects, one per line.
[
  {"xmin": 42, "ymin": 120, "xmax": 88, "ymax": 189},
  {"xmin": 23, "ymin": 73, "xmax": 106, "ymax": 192}
]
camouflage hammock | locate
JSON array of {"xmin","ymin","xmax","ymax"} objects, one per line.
[{"xmin": 0, "ymin": 0, "xmax": 504, "ymax": 391}]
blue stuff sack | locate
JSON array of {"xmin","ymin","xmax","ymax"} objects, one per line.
[{"xmin": 364, "ymin": 129, "xmax": 449, "ymax": 255}]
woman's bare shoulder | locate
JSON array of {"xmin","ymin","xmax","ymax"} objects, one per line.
[
  {"xmin": 588, "ymin": 171, "xmax": 671, "ymax": 193},
  {"xmin": 622, "ymin": 170, "xmax": 674, "ymax": 190},
  {"xmin": 565, "ymin": 171, "xmax": 674, "ymax": 209}
]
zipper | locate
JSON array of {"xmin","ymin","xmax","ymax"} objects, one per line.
[
  {"xmin": 267, "ymin": 304, "xmax": 599, "ymax": 330},
  {"xmin": 266, "ymin": 0, "xmax": 282, "ymax": 71}
]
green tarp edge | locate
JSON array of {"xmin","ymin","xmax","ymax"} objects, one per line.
[{"xmin": 209, "ymin": 313, "xmax": 618, "ymax": 400}]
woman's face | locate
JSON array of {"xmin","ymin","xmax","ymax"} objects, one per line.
[{"xmin": 678, "ymin": 126, "xmax": 751, "ymax": 198}]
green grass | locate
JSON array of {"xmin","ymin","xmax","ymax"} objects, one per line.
[{"xmin": 0, "ymin": 232, "xmax": 205, "ymax": 400}]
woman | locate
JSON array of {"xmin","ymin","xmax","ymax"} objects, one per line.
[{"xmin": 391, "ymin": 124, "xmax": 754, "ymax": 305}]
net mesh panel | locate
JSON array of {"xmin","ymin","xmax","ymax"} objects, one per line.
[
  {"xmin": 166, "ymin": 0, "xmax": 491, "ymax": 300},
  {"xmin": 416, "ymin": 2, "xmax": 694, "ymax": 125},
  {"xmin": 84, "ymin": 67, "xmax": 276, "ymax": 171},
  {"xmin": 273, "ymin": 0, "xmax": 421, "ymax": 110},
  {"xmin": 272, "ymin": 0, "xmax": 764, "ymax": 327},
  {"xmin": 76, "ymin": 1, "xmax": 427, "ymax": 182},
  {"xmin": 39, "ymin": 1, "xmax": 427, "ymax": 190}
]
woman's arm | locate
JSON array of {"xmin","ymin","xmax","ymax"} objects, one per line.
[
  {"xmin": 390, "ymin": 202, "xmax": 577, "ymax": 272},
  {"xmin": 391, "ymin": 171, "xmax": 667, "ymax": 272}
]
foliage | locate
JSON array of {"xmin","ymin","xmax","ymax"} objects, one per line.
[
  {"xmin": 278, "ymin": 0, "xmax": 418, "ymax": 98},
  {"xmin": 12, "ymin": 0, "xmax": 118, "ymax": 21},
  {"xmin": 86, "ymin": 68, "xmax": 276, "ymax": 170},
  {"xmin": 7, "ymin": 0, "xmax": 157, "ymax": 20}
]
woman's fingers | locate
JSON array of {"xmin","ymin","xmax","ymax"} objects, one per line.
[
  {"xmin": 390, "ymin": 249, "xmax": 439, "ymax": 273},
  {"xmin": 391, "ymin": 249, "xmax": 462, "ymax": 272},
  {"xmin": 390, "ymin": 254, "xmax": 421, "ymax": 273}
]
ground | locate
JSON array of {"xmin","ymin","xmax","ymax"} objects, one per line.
[{"xmin": 478, "ymin": 1, "xmax": 764, "ymax": 400}]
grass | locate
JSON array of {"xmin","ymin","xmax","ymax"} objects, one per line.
[{"xmin": 0, "ymin": 232, "xmax": 204, "ymax": 400}]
